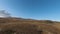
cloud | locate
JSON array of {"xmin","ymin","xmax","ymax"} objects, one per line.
[{"xmin": 0, "ymin": 10, "xmax": 11, "ymax": 18}]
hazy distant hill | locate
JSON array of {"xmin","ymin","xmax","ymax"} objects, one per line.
[{"xmin": 0, "ymin": 17, "xmax": 60, "ymax": 34}]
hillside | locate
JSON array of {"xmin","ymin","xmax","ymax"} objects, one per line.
[{"xmin": 0, "ymin": 17, "xmax": 60, "ymax": 34}]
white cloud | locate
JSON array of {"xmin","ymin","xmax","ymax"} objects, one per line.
[{"xmin": 0, "ymin": 10, "xmax": 11, "ymax": 18}]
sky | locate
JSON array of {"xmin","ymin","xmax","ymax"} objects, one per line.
[{"xmin": 0, "ymin": 0, "xmax": 60, "ymax": 21}]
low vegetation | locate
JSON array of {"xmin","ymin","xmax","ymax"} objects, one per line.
[{"xmin": 0, "ymin": 18, "xmax": 59, "ymax": 34}]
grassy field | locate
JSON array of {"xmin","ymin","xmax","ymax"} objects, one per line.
[{"xmin": 0, "ymin": 18, "xmax": 60, "ymax": 34}]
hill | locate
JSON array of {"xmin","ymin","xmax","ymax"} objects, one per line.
[{"xmin": 0, "ymin": 17, "xmax": 60, "ymax": 34}]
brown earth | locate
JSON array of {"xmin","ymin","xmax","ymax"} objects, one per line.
[{"xmin": 0, "ymin": 17, "xmax": 60, "ymax": 34}]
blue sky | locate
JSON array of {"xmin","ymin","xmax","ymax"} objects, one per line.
[{"xmin": 0, "ymin": 0, "xmax": 60, "ymax": 21}]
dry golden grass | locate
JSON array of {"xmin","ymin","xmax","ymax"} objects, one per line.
[{"xmin": 0, "ymin": 18, "xmax": 59, "ymax": 34}]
